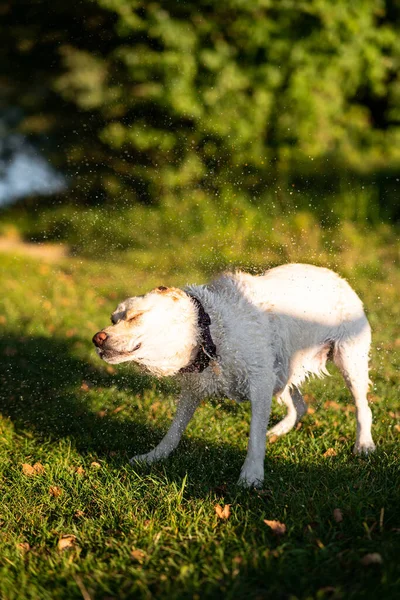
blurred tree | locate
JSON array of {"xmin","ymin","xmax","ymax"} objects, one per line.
[{"xmin": 0, "ymin": 0, "xmax": 399, "ymax": 206}]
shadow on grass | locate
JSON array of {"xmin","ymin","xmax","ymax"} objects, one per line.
[
  {"xmin": 0, "ymin": 332, "xmax": 168, "ymax": 455},
  {"xmin": 0, "ymin": 331, "xmax": 398, "ymax": 495}
]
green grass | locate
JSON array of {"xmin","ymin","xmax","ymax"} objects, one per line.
[{"xmin": 0, "ymin": 222, "xmax": 400, "ymax": 599}]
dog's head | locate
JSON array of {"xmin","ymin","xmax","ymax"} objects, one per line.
[{"xmin": 92, "ymin": 286, "xmax": 199, "ymax": 376}]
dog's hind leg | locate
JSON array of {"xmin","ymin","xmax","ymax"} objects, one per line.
[
  {"xmin": 267, "ymin": 386, "xmax": 307, "ymax": 438},
  {"xmin": 130, "ymin": 392, "xmax": 200, "ymax": 465},
  {"xmin": 333, "ymin": 322, "xmax": 376, "ymax": 455}
]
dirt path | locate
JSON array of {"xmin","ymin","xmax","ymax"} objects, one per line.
[{"xmin": 0, "ymin": 236, "xmax": 68, "ymax": 262}]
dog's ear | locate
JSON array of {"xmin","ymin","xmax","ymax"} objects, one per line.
[
  {"xmin": 153, "ymin": 286, "xmax": 185, "ymax": 302},
  {"xmin": 111, "ymin": 310, "xmax": 126, "ymax": 324}
]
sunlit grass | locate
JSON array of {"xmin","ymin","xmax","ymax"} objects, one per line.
[{"xmin": 0, "ymin": 223, "xmax": 399, "ymax": 599}]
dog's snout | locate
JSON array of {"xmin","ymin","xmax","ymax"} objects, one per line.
[{"xmin": 92, "ymin": 331, "xmax": 108, "ymax": 347}]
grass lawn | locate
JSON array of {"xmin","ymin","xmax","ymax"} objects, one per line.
[{"xmin": 0, "ymin": 227, "xmax": 399, "ymax": 599}]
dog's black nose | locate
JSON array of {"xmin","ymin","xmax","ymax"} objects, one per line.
[{"xmin": 92, "ymin": 331, "xmax": 108, "ymax": 347}]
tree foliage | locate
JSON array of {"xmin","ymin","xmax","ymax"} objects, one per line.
[{"xmin": 1, "ymin": 0, "xmax": 399, "ymax": 205}]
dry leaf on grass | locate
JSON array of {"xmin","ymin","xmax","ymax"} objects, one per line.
[
  {"xmin": 76, "ymin": 466, "xmax": 85, "ymax": 476},
  {"xmin": 91, "ymin": 462, "xmax": 101, "ymax": 469},
  {"xmin": 215, "ymin": 504, "xmax": 231, "ymax": 519},
  {"xmin": 361, "ymin": 552, "xmax": 383, "ymax": 566},
  {"xmin": 324, "ymin": 400, "xmax": 341, "ymax": 411},
  {"xmin": 323, "ymin": 448, "xmax": 337, "ymax": 458},
  {"xmin": 150, "ymin": 401, "xmax": 161, "ymax": 415},
  {"xmin": 333, "ymin": 508, "xmax": 343, "ymax": 523},
  {"xmin": 49, "ymin": 486, "xmax": 63, "ymax": 498},
  {"xmin": 268, "ymin": 434, "xmax": 279, "ymax": 444},
  {"xmin": 22, "ymin": 462, "xmax": 45, "ymax": 476},
  {"xmin": 58, "ymin": 534, "xmax": 77, "ymax": 551},
  {"xmin": 17, "ymin": 542, "xmax": 30, "ymax": 553},
  {"xmin": 131, "ymin": 548, "xmax": 146, "ymax": 563},
  {"xmin": 264, "ymin": 519, "xmax": 287, "ymax": 535},
  {"xmin": 113, "ymin": 405, "xmax": 126, "ymax": 414}
]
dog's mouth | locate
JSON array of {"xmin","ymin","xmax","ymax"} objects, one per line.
[{"xmin": 96, "ymin": 343, "xmax": 142, "ymax": 364}]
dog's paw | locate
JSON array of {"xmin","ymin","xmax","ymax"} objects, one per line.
[
  {"xmin": 129, "ymin": 452, "xmax": 157, "ymax": 465},
  {"xmin": 237, "ymin": 465, "xmax": 264, "ymax": 489},
  {"xmin": 353, "ymin": 440, "xmax": 376, "ymax": 455}
]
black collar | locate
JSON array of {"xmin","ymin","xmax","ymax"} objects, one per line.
[{"xmin": 179, "ymin": 294, "xmax": 217, "ymax": 374}]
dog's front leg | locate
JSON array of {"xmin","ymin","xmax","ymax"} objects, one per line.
[
  {"xmin": 238, "ymin": 378, "xmax": 274, "ymax": 488},
  {"xmin": 130, "ymin": 391, "xmax": 200, "ymax": 466}
]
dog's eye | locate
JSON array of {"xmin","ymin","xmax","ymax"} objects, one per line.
[
  {"xmin": 111, "ymin": 315, "xmax": 120, "ymax": 325},
  {"xmin": 127, "ymin": 312, "xmax": 143, "ymax": 323},
  {"xmin": 133, "ymin": 343, "xmax": 142, "ymax": 352}
]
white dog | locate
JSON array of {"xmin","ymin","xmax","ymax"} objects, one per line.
[{"xmin": 93, "ymin": 263, "xmax": 375, "ymax": 487}]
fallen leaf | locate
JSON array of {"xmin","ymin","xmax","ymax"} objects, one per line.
[
  {"xmin": 150, "ymin": 401, "xmax": 161, "ymax": 415},
  {"xmin": 22, "ymin": 462, "xmax": 45, "ymax": 476},
  {"xmin": 91, "ymin": 462, "xmax": 101, "ymax": 469},
  {"xmin": 75, "ymin": 510, "xmax": 85, "ymax": 518},
  {"xmin": 264, "ymin": 519, "xmax": 286, "ymax": 535},
  {"xmin": 58, "ymin": 535, "xmax": 77, "ymax": 551},
  {"xmin": 17, "ymin": 542, "xmax": 30, "ymax": 553},
  {"xmin": 389, "ymin": 410, "xmax": 400, "ymax": 419},
  {"xmin": 80, "ymin": 381, "xmax": 91, "ymax": 392},
  {"xmin": 76, "ymin": 466, "xmax": 85, "ymax": 476},
  {"xmin": 97, "ymin": 410, "xmax": 107, "ymax": 418},
  {"xmin": 307, "ymin": 407, "xmax": 316, "ymax": 414},
  {"xmin": 323, "ymin": 448, "xmax": 337, "ymax": 458},
  {"xmin": 268, "ymin": 434, "xmax": 279, "ymax": 444},
  {"xmin": 112, "ymin": 405, "xmax": 126, "ymax": 414},
  {"xmin": 361, "ymin": 552, "xmax": 383, "ymax": 566},
  {"xmin": 215, "ymin": 504, "xmax": 231, "ymax": 519},
  {"xmin": 106, "ymin": 365, "xmax": 116, "ymax": 374},
  {"xmin": 333, "ymin": 508, "xmax": 343, "ymax": 523},
  {"xmin": 22, "ymin": 463, "xmax": 36, "ymax": 476},
  {"xmin": 49, "ymin": 486, "xmax": 63, "ymax": 498},
  {"xmin": 131, "ymin": 548, "xmax": 146, "ymax": 563},
  {"xmin": 324, "ymin": 400, "xmax": 341, "ymax": 411},
  {"xmin": 394, "ymin": 424, "xmax": 400, "ymax": 433}
]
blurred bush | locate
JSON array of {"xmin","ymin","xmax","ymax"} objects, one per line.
[{"xmin": 1, "ymin": 0, "xmax": 399, "ymax": 217}]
